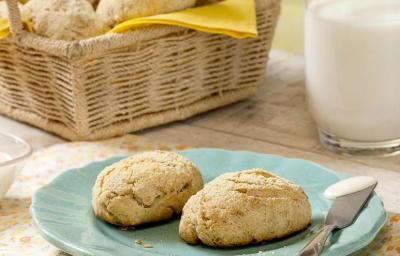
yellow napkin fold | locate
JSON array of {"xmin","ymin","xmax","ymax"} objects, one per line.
[
  {"xmin": 0, "ymin": 18, "xmax": 32, "ymax": 40},
  {"xmin": 0, "ymin": 0, "xmax": 257, "ymax": 40},
  {"xmin": 112, "ymin": 0, "xmax": 258, "ymax": 39},
  {"xmin": 0, "ymin": 18, "xmax": 10, "ymax": 40}
]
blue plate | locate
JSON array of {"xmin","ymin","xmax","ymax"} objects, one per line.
[{"xmin": 31, "ymin": 148, "xmax": 386, "ymax": 256}]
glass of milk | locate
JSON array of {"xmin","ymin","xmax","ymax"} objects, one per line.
[
  {"xmin": 0, "ymin": 132, "xmax": 32, "ymax": 199},
  {"xmin": 305, "ymin": 0, "xmax": 400, "ymax": 156}
]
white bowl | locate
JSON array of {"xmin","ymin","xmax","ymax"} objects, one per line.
[{"xmin": 0, "ymin": 132, "xmax": 32, "ymax": 200}]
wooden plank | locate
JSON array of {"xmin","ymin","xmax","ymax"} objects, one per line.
[
  {"xmin": 1, "ymin": 50, "xmax": 399, "ymax": 213},
  {"xmin": 183, "ymin": 50, "xmax": 400, "ymax": 171},
  {"xmin": 139, "ymin": 123, "xmax": 400, "ymax": 213},
  {"xmin": 0, "ymin": 116, "xmax": 64, "ymax": 150}
]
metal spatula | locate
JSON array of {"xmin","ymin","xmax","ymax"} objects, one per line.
[{"xmin": 298, "ymin": 182, "xmax": 377, "ymax": 256}]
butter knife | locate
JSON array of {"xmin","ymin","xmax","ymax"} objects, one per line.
[{"xmin": 298, "ymin": 182, "xmax": 377, "ymax": 256}]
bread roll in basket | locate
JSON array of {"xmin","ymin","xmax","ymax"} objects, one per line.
[{"xmin": 0, "ymin": 0, "xmax": 280, "ymax": 140}]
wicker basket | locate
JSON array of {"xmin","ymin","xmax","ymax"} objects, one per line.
[{"xmin": 0, "ymin": 0, "xmax": 280, "ymax": 141}]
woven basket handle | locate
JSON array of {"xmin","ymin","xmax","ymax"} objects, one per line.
[{"xmin": 4, "ymin": 0, "xmax": 24, "ymax": 37}]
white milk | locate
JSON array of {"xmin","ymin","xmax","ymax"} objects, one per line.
[
  {"xmin": 305, "ymin": 0, "xmax": 400, "ymax": 142},
  {"xmin": 0, "ymin": 152, "xmax": 15, "ymax": 199}
]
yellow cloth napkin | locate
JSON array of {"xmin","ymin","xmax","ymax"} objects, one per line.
[
  {"xmin": 112, "ymin": 0, "xmax": 257, "ymax": 39},
  {"xmin": 0, "ymin": 0, "xmax": 257, "ymax": 40},
  {"xmin": 0, "ymin": 19, "xmax": 10, "ymax": 40},
  {"xmin": 0, "ymin": 18, "xmax": 32, "ymax": 40}
]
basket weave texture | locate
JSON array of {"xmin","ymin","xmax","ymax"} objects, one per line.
[{"xmin": 0, "ymin": 0, "xmax": 280, "ymax": 141}]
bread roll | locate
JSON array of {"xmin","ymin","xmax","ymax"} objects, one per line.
[
  {"xmin": 86, "ymin": 0, "xmax": 97, "ymax": 6},
  {"xmin": 92, "ymin": 151, "xmax": 204, "ymax": 227},
  {"xmin": 0, "ymin": 2, "xmax": 7, "ymax": 19},
  {"xmin": 0, "ymin": 0, "xmax": 29, "ymax": 4},
  {"xmin": 179, "ymin": 169, "xmax": 312, "ymax": 247},
  {"xmin": 22, "ymin": 0, "xmax": 109, "ymax": 41},
  {"xmin": 196, "ymin": 0, "xmax": 222, "ymax": 7},
  {"xmin": 96, "ymin": 0, "xmax": 196, "ymax": 27}
]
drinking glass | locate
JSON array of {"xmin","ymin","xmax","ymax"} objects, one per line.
[{"xmin": 305, "ymin": 0, "xmax": 400, "ymax": 156}]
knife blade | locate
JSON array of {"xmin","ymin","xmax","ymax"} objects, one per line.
[
  {"xmin": 326, "ymin": 183, "xmax": 376, "ymax": 228},
  {"xmin": 298, "ymin": 182, "xmax": 377, "ymax": 256}
]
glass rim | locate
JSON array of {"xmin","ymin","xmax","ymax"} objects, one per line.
[{"xmin": 0, "ymin": 131, "xmax": 33, "ymax": 168}]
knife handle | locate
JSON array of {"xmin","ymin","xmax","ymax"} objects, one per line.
[{"xmin": 298, "ymin": 224, "xmax": 337, "ymax": 256}]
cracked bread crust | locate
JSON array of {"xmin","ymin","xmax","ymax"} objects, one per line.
[
  {"xmin": 92, "ymin": 151, "xmax": 203, "ymax": 227},
  {"xmin": 179, "ymin": 169, "xmax": 312, "ymax": 247},
  {"xmin": 96, "ymin": 0, "xmax": 196, "ymax": 27},
  {"xmin": 22, "ymin": 0, "xmax": 109, "ymax": 41}
]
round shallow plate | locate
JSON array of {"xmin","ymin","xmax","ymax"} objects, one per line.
[{"xmin": 31, "ymin": 149, "xmax": 386, "ymax": 256}]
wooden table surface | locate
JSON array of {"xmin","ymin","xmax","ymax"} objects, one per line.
[{"xmin": 1, "ymin": 50, "xmax": 399, "ymax": 213}]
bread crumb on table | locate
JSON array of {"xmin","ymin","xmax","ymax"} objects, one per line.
[
  {"xmin": 143, "ymin": 243, "xmax": 153, "ymax": 248},
  {"xmin": 134, "ymin": 239, "xmax": 142, "ymax": 245}
]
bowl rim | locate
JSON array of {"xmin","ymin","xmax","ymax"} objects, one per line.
[{"xmin": 0, "ymin": 131, "xmax": 33, "ymax": 168}]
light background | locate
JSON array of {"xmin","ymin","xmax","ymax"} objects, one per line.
[{"xmin": 272, "ymin": 0, "xmax": 304, "ymax": 53}]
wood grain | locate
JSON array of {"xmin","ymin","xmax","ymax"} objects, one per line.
[
  {"xmin": 139, "ymin": 50, "xmax": 400, "ymax": 213},
  {"xmin": 2, "ymin": 50, "xmax": 399, "ymax": 213},
  {"xmin": 138, "ymin": 122, "xmax": 400, "ymax": 213}
]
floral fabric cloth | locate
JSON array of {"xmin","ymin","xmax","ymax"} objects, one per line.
[{"xmin": 0, "ymin": 135, "xmax": 398, "ymax": 256}]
